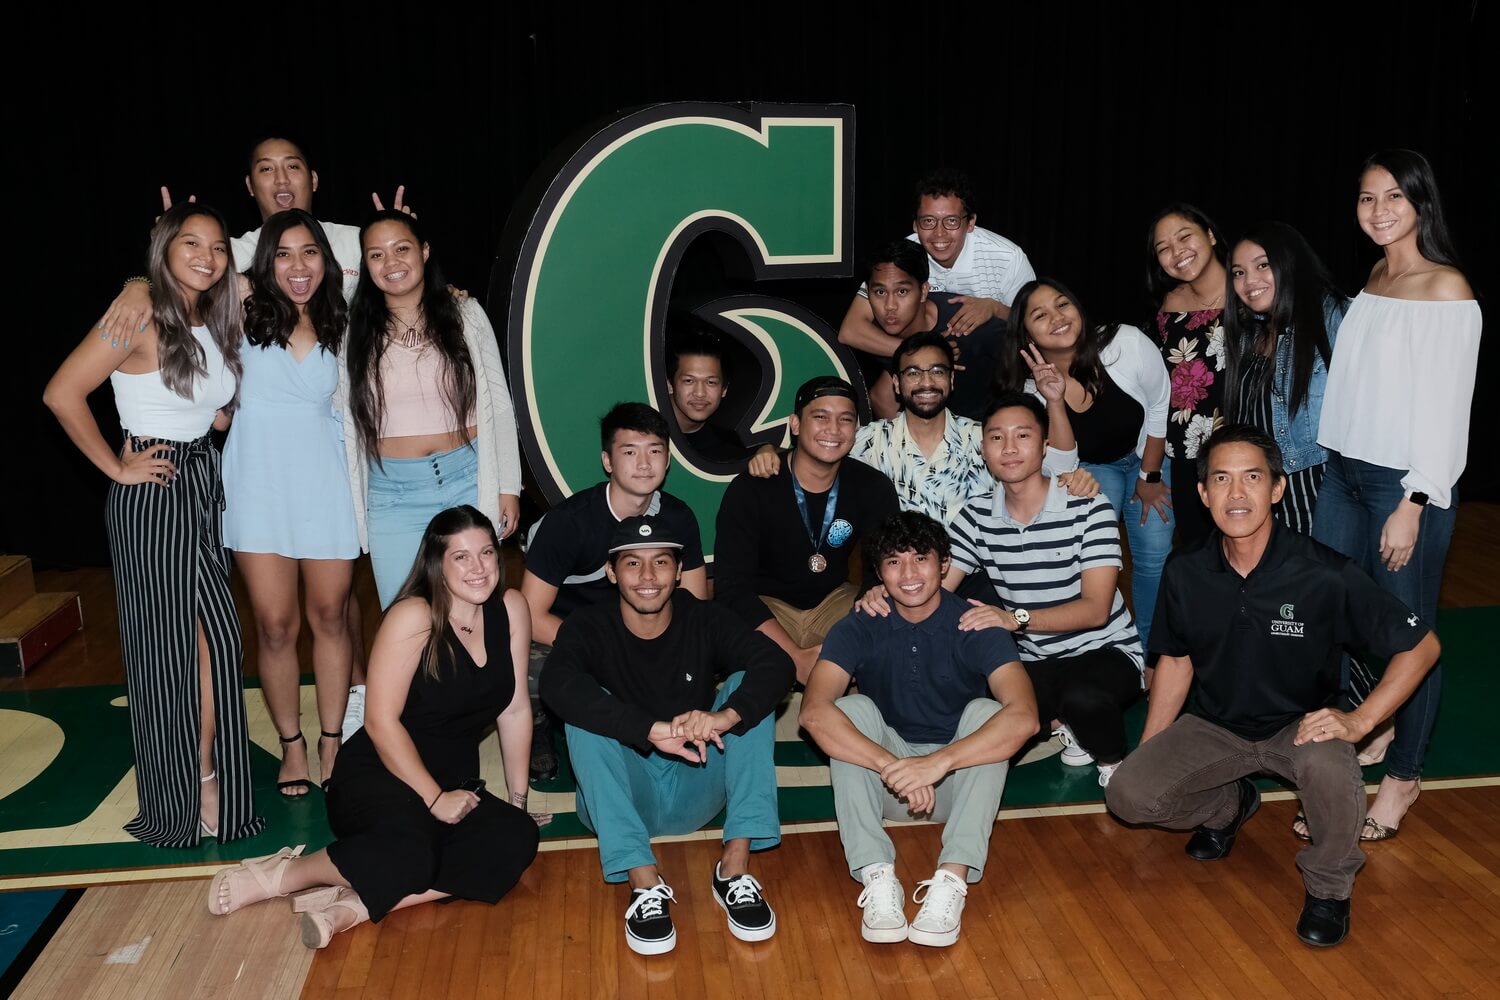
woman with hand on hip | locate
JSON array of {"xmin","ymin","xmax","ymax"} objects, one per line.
[
  {"xmin": 341, "ymin": 210, "xmax": 522, "ymax": 608},
  {"xmin": 206, "ymin": 506, "xmax": 540, "ymax": 949},
  {"xmin": 223, "ymin": 209, "xmax": 359, "ymax": 798},
  {"xmin": 1313, "ymin": 149, "xmax": 1480, "ymax": 840},
  {"xmin": 44, "ymin": 203, "xmax": 261, "ymax": 846},
  {"xmin": 1146, "ymin": 204, "xmax": 1229, "ymax": 545}
]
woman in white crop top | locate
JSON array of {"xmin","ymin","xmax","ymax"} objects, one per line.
[
  {"xmin": 340, "ymin": 210, "xmax": 522, "ymax": 608},
  {"xmin": 1312, "ymin": 149, "xmax": 1480, "ymax": 839},
  {"xmin": 43, "ymin": 203, "xmax": 263, "ymax": 848}
]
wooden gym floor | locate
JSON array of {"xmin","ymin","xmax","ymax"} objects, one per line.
[{"xmin": 3, "ymin": 503, "xmax": 1499, "ymax": 999}]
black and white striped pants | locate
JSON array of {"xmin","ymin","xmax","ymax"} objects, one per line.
[{"xmin": 106, "ymin": 433, "xmax": 263, "ymax": 847}]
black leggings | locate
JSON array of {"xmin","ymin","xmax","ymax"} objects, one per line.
[{"xmin": 1024, "ymin": 647, "xmax": 1142, "ymax": 764}]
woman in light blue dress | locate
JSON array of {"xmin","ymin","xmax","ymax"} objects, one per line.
[{"xmin": 223, "ymin": 209, "xmax": 359, "ymax": 798}]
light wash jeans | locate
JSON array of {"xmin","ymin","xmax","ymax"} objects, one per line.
[{"xmin": 1082, "ymin": 451, "xmax": 1174, "ymax": 648}]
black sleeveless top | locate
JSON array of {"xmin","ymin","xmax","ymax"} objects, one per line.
[
  {"xmin": 1068, "ymin": 369, "xmax": 1145, "ymax": 464},
  {"xmin": 333, "ymin": 594, "xmax": 515, "ymax": 791}
]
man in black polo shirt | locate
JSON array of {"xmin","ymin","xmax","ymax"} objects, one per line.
[
  {"xmin": 521, "ymin": 403, "xmax": 708, "ymax": 779},
  {"xmin": 666, "ymin": 330, "xmax": 756, "ymax": 464},
  {"xmin": 714, "ymin": 376, "xmax": 901, "ymax": 682},
  {"xmin": 1105, "ymin": 426, "xmax": 1439, "ymax": 948},
  {"xmin": 801, "ymin": 510, "xmax": 1037, "ymax": 947},
  {"xmin": 541, "ymin": 516, "xmax": 794, "ymax": 955},
  {"xmin": 836, "ymin": 239, "xmax": 1005, "ymax": 421}
]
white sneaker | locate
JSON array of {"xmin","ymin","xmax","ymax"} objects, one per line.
[
  {"xmin": 1096, "ymin": 761, "xmax": 1120, "ymax": 788},
  {"xmin": 856, "ymin": 863, "xmax": 907, "ymax": 943},
  {"xmin": 341, "ymin": 685, "xmax": 366, "ymax": 743},
  {"xmin": 1054, "ymin": 724, "xmax": 1094, "ymax": 766},
  {"xmin": 908, "ymin": 869, "xmax": 968, "ymax": 947}
]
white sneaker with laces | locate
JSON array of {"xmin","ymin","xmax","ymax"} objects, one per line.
[
  {"xmin": 1054, "ymin": 724, "xmax": 1094, "ymax": 766},
  {"xmin": 1096, "ymin": 761, "xmax": 1120, "ymax": 787},
  {"xmin": 856, "ymin": 862, "xmax": 907, "ymax": 943},
  {"xmin": 908, "ymin": 869, "xmax": 968, "ymax": 947},
  {"xmin": 341, "ymin": 685, "xmax": 366, "ymax": 743}
]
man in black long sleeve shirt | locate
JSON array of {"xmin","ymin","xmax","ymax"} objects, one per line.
[
  {"xmin": 541, "ymin": 515, "xmax": 794, "ymax": 956},
  {"xmin": 714, "ymin": 376, "xmax": 901, "ymax": 682}
]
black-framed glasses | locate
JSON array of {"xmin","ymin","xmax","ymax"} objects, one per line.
[
  {"xmin": 914, "ymin": 214, "xmax": 969, "ymax": 231},
  {"xmin": 898, "ymin": 364, "xmax": 953, "ymax": 381}
]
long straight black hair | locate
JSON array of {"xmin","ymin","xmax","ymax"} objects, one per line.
[
  {"xmin": 244, "ymin": 209, "xmax": 347, "ymax": 354},
  {"xmin": 146, "ymin": 203, "xmax": 243, "ymax": 400},
  {"xmin": 346, "ymin": 210, "xmax": 475, "ymax": 465},
  {"xmin": 1359, "ymin": 148, "xmax": 1463, "ymax": 270},
  {"xmin": 1223, "ymin": 222, "xmax": 1343, "ymax": 418},
  {"xmin": 995, "ymin": 278, "xmax": 1121, "ymax": 399}
]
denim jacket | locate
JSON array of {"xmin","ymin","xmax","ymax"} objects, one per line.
[{"xmin": 1269, "ymin": 295, "xmax": 1348, "ymax": 472}]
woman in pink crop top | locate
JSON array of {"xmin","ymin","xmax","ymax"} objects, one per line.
[
  {"xmin": 342, "ymin": 210, "xmax": 522, "ymax": 608},
  {"xmin": 43, "ymin": 203, "xmax": 262, "ymax": 848}
]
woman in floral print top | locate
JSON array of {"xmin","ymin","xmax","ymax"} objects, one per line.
[{"xmin": 1146, "ymin": 203, "xmax": 1229, "ymax": 545}]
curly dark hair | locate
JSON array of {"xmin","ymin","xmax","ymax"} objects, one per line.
[{"xmin": 864, "ymin": 510, "xmax": 951, "ymax": 567}]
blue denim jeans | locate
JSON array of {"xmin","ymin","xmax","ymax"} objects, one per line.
[
  {"xmin": 1311, "ymin": 451, "xmax": 1456, "ymax": 781},
  {"xmin": 366, "ymin": 444, "xmax": 481, "ymax": 608},
  {"xmin": 1083, "ymin": 451, "xmax": 1175, "ymax": 649},
  {"xmin": 565, "ymin": 672, "xmax": 781, "ymax": 883}
]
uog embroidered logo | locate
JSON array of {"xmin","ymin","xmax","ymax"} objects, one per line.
[
  {"xmin": 1271, "ymin": 603, "xmax": 1305, "ymax": 637},
  {"xmin": 496, "ymin": 102, "xmax": 860, "ymax": 561}
]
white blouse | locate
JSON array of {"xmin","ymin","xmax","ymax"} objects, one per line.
[
  {"xmin": 1318, "ymin": 291, "xmax": 1481, "ymax": 509},
  {"xmin": 110, "ymin": 325, "xmax": 236, "ymax": 441}
]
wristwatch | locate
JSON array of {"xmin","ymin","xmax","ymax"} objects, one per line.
[
  {"xmin": 1011, "ymin": 608, "xmax": 1030, "ymax": 633},
  {"xmin": 1138, "ymin": 469, "xmax": 1162, "ymax": 483},
  {"xmin": 1407, "ymin": 492, "xmax": 1430, "ymax": 507}
]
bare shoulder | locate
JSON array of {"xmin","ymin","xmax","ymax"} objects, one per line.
[
  {"xmin": 383, "ymin": 596, "xmax": 433, "ymax": 635},
  {"xmin": 1418, "ymin": 266, "xmax": 1473, "ymax": 301},
  {"xmin": 501, "ymin": 587, "xmax": 530, "ymax": 623}
]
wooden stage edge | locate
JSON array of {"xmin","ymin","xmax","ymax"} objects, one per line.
[{"xmin": 5, "ymin": 776, "xmax": 1497, "ymax": 892}]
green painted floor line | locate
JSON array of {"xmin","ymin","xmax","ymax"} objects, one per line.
[{"xmin": 3, "ymin": 606, "xmax": 1496, "ymax": 880}]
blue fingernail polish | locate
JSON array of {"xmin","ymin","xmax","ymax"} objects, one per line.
[
  {"xmin": 139, "ymin": 324, "xmax": 146, "ymax": 332},
  {"xmin": 111, "ymin": 340, "xmax": 118, "ymax": 347},
  {"xmin": 100, "ymin": 330, "xmax": 108, "ymax": 339}
]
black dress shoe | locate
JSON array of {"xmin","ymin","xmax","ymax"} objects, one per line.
[
  {"xmin": 1185, "ymin": 777, "xmax": 1261, "ymax": 861},
  {"xmin": 1296, "ymin": 893, "xmax": 1350, "ymax": 947},
  {"xmin": 530, "ymin": 709, "xmax": 559, "ymax": 782}
]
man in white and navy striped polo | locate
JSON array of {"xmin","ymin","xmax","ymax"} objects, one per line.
[{"xmin": 943, "ymin": 392, "xmax": 1144, "ymax": 788}]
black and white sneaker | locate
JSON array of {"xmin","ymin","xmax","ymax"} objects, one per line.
[
  {"xmin": 710, "ymin": 863, "xmax": 776, "ymax": 942},
  {"xmin": 624, "ymin": 880, "xmax": 677, "ymax": 955}
]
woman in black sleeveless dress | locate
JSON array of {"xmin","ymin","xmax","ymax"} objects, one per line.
[{"xmin": 207, "ymin": 505, "xmax": 540, "ymax": 948}]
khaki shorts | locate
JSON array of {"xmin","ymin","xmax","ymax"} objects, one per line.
[{"xmin": 759, "ymin": 583, "xmax": 859, "ymax": 649}]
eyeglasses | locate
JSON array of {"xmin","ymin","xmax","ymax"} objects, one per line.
[
  {"xmin": 898, "ymin": 364, "xmax": 953, "ymax": 381},
  {"xmin": 914, "ymin": 214, "xmax": 969, "ymax": 231}
]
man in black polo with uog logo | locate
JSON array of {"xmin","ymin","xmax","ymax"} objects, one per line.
[{"xmin": 1105, "ymin": 425, "xmax": 1439, "ymax": 949}]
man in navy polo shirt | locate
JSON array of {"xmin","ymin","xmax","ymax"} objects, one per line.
[
  {"xmin": 1105, "ymin": 425, "xmax": 1439, "ymax": 948},
  {"xmin": 800, "ymin": 510, "xmax": 1038, "ymax": 948}
]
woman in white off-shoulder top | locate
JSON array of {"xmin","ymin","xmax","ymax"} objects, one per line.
[{"xmin": 1313, "ymin": 149, "xmax": 1481, "ymax": 840}]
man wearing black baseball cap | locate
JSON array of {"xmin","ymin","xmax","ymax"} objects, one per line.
[
  {"xmin": 715, "ymin": 376, "xmax": 901, "ymax": 682},
  {"xmin": 541, "ymin": 515, "xmax": 795, "ymax": 956}
]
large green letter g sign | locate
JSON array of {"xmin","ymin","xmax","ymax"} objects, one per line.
[{"xmin": 500, "ymin": 103, "xmax": 858, "ymax": 558}]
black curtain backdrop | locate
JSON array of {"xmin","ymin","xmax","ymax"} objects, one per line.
[{"xmin": 11, "ymin": 3, "xmax": 1493, "ymax": 566}]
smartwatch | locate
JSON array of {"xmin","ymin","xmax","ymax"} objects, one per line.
[
  {"xmin": 1407, "ymin": 492, "xmax": 1430, "ymax": 507},
  {"xmin": 1139, "ymin": 469, "xmax": 1162, "ymax": 483},
  {"xmin": 1012, "ymin": 608, "xmax": 1031, "ymax": 633}
]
